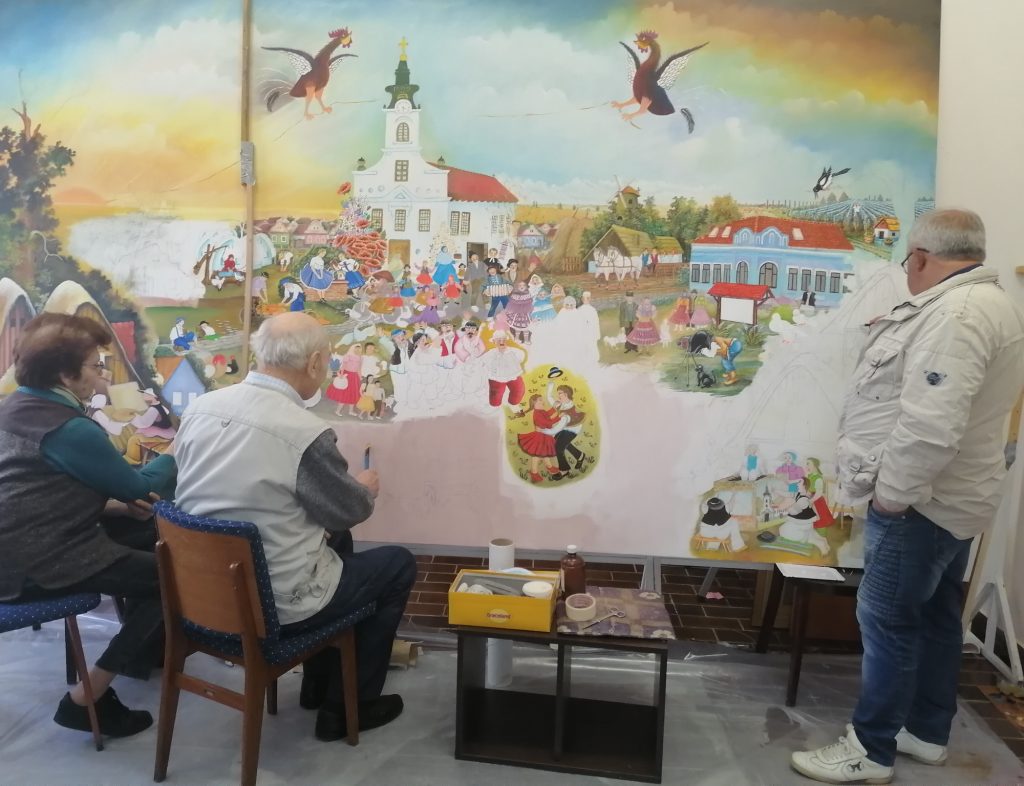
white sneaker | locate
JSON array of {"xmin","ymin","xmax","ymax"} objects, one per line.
[
  {"xmin": 895, "ymin": 727, "xmax": 947, "ymax": 765},
  {"xmin": 791, "ymin": 728, "xmax": 894, "ymax": 784}
]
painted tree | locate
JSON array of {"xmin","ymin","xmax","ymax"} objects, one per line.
[
  {"xmin": 0, "ymin": 103, "xmax": 155, "ymax": 390},
  {"xmin": 0, "ymin": 102, "xmax": 75, "ymax": 282}
]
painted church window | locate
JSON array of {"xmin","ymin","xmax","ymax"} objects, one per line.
[
  {"xmin": 394, "ymin": 209, "xmax": 406, "ymax": 232},
  {"xmin": 460, "ymin": 212, "xmax": 471, "ymax": 234},
  {"xmin": 396, "ymin": 121, "xmax": 409, "ymax": 143},
  {"xmin": 371, "ymin": 209, "xmax": 384, "ymax": 231},
  {"xmin": 450, "ymin": 212, "xmax": 460, "ymax": 233},
  {"xmin": 394, "ymin": 159, "xmax": 409, "ymax": 182},
  {"xmin": 419, "ymin": 209, "xmax": 431, "ymax": 232}
]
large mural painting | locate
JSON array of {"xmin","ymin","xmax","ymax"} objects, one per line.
[{"xmin": 0, "ymin": 0, "xmax": 941, "ymax": 565}]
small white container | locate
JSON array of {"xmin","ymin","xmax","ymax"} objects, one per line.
[{"xmin": 522, "ymin": 580, "xmax": 554, "ymax": 599}]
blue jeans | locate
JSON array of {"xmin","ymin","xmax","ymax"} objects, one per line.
[
  {"xmin": 282, "ymin": 544, "xmax": 416, "ymax": 703},
  {"xmin": 852, "ymin": 504, "xmax": 972, "ymax": 766}
]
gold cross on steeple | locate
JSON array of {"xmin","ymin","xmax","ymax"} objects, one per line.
[{"xmin": 399, "ymin": 37, "xmax": 409, "ymax": 61}]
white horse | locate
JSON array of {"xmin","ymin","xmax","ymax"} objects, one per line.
[{"xmin": 593, "ymin": 247, "xmax": 642, "ymax": 286}]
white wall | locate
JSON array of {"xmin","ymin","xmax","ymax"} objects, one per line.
[{"xmin": 937, "ymin": 0, "xmax": 1024, "ymax": 641}]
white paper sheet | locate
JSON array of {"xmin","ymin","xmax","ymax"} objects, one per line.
[{"xmin": 777, "ymin": 564, "xmax": 846, "ymax": 582}]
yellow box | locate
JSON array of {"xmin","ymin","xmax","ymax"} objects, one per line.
[{"xmin": 447, "ymin": 569, "xmax": 560, "ymax": 632}]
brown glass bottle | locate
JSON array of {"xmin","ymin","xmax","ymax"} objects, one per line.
[{"xmin": 560, "ymin": 545, "xmax": 587, "ymax": 597}]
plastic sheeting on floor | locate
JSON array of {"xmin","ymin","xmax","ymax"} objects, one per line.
[{"xmin": 1, "ymin": 605, "xmax": 1021, "ymax": 785}]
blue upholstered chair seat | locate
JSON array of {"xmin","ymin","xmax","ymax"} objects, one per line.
[
  {"xmin": 184, "ymin": 602, "xmax": 375, "ymax": 665},
  {"xmin": 0, "ymin": 594, "xmax": 102, "ymax": 634}
]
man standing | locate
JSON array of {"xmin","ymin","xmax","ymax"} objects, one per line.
[
  {"xmin": 173, "ymin": 313, "xmax": 416, "ymax": 742},
  {"xmin": 482, "ymin": 331, "xmax": 526, "ymax": 409},
  {"xmin": 792, "ymin": 210, "xmax": 1024, "ymax": 784},
  {"xmin": 619, "ymin": 291, "xmax": 638, "ymax": 353},
  {"xmin": 464, "ymin": 252, "xmax": 487, "ymax": 310}
]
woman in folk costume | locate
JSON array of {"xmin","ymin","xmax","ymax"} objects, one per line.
[
  {"xmin": 504, "ymin": 280, "xmax": 535, "ymax": 344},
  {"xmin": 431, "ymin": 245, "xmax": 458, "ymax": 287},
  {"xmin": 398, "ymin": 266, "xmax": 417, "ymax": 298},
  {"xmin": 356, "ymin": 375, "xmax": 377, "ymax": 419},
  {"xmin": 325, "ymin": 344, "xmax": 363, "ymax": 416},
  {"xmin": 513, "ymin": 393, "xmax": 562, "ymax": 484},
  {"xmin": 549, "ymin": 283, "xmax": 566, "ymax": 311},
  {"xmin": 415, "ymin": 260, "xmax": 433, "ymax": 287},
  {"xmin": 442, "ymin": 275, "xmax": 462, "ymax": 302},
  {"xmin": 667, "ymin": 293, "xmax": 691, "ymax": 331},
  {"xmin": 531, "ymin": 287, "xmax": 557, "ymax": 323},
  {"xmin": 341, "ymin": 258, "xmax": 366, "ymax": 292},
  {"xmin": 778, "ymin": 477, "xmax": 831, "ymax": 555},
  {"xmin": 418, "ymin": 287, "xmax": 441, "ymax": 325},
  {"xmin": 804, "ymin": 457, "xmax": 835, "ymax": 528},
  {"xmin": 689, "ymin": 294, "xmax": 713, "ymax": 328},
  {"xmin": 626, "ymin": 297, "xmax": 660, "ymax": 351},
  {"xmin": 696, "ymin": 497, "xmax": 747, "ymax": 552}
]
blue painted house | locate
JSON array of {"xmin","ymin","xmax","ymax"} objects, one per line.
[
  {"xmin": 155, "ymin": 356, "xmax": 208, "ymax": 416},
  {"xmin": 689, "ymin": 216, "xmax": 854, "ymax": 308}
]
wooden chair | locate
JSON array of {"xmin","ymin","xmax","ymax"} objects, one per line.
[
  {"xmin": 1, "ymin": 593, "xmax": 104, "ymax": 750},
  {"xmin": 153, "ymin": 502, "xmax": 377, "ymax": 786},
  {"xmin": 693, "ymin": 534, "xmax": 733, "ymax": 552}
]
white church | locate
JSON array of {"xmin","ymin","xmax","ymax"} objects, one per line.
[{"xmin": 352, "ymin": 39, "xmax": 518, "ymax": 270}]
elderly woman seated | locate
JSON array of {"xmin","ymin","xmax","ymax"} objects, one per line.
[{"xmin": 0, "ymin": 313, "xmax": 176, "ymax": 738}]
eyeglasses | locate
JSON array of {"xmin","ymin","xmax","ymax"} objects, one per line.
[
  {"xmin": 900, "ymin": 247, "xmax": 929, "ymax": 271},
  {"xmin": 83, "ymin": 361, "xmax": 106, "ymax": 371}
]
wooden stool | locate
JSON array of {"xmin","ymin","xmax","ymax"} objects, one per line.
[
  {"xmin": 755, "ymin": 566, "xmax": 862, "ymax": 706},
  {"xmin": 693, "ymin": 534, "xmax": 732, "ymax": 552}
]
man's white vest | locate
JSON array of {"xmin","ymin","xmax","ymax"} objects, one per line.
[{"xmin": 175, "ymin": 379, "xmax": 340, "ymax": 624}]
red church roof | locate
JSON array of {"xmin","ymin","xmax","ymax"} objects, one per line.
[
  {"xmin": 707, "ymin": 283, "xmax": 772, "ymax": 301},
  {"xmin": 694, "ymin": 216, "xmax": 853, "ymax": 251},
  {"xmin": 431, "ymin": 163, "xmax": 518, "ymax": 204}
]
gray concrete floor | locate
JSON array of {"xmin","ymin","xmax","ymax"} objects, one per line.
[{"xmin": 1, "ymin": 607, "xmax": 1021, "ymax": 785}]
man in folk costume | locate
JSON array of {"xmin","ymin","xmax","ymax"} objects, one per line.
[
  {"xmin": 437, "ymin": 321, "xmax": 460, "ymax": 371},
  {"xmin": 546, "ymin": 382, "xmax": 586, "ymax": 480}
]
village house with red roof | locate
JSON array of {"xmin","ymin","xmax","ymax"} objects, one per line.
[
  {"xmin": 351, "ymin": 40, "xmax": 517, "ymax": 269},
  {"xmin": 689, "ymin": 216, "xmax": 855, "ymax": 309}
]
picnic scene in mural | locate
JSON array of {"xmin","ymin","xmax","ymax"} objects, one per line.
[{"xmin": 0, "ymin": 0, "xmax": 940, "ymax": 563}]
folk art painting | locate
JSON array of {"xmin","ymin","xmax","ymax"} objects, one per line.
[{"xmin": 0, "ymin": 0, "xmax": 940, "ymax": 565}]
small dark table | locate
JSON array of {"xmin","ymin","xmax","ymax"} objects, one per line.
[
  {"xmin": 454, "ymin": 625, "xmax": 669, "ymax": 783},
  {"xmin": 755, "ymin": 566, "xmax": 862, "ymax": 706}
]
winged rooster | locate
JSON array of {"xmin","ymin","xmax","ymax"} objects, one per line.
[
  {"xmin": 262, "ymin": 27, "xmax": 356, "ymax": 120},
  {"xmin": 612, "ymin": 30, "xmax": 707, "ymax": 132}
]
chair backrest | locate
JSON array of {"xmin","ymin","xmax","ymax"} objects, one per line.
[{"xmin": 154, "ymin": 502, "xmax": 280, "ymax": 640}]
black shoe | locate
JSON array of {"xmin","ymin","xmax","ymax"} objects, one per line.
[
  {"xmin": 54, "ymin": 688, "xmax": 153, "ymax": 738},
  {"xmin": 574, "ymin": 452, "xmax": 588, "ymax": 467},
  {"xmin": 315, "ymin": 694, "xmax": 404, "ymax": 741},
  {"xmin": 299, "ymin": 672, "xmax": 327, "ymax": 710}
]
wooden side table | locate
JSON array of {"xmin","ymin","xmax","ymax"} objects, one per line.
[
  {"xmin": 755, "ymin": 566, "xmax": 862, "ymax": 706},
  {"xmin": 454, "ymin": 625, "xmax": 669, "ymax": 783}
]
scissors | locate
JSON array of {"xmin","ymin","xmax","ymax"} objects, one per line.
[{"xmin": 580, "ymin": 607, "xmax": 626, "ymax": 630}]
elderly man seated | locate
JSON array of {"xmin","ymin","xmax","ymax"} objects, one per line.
[{"xmin": 173, "ymin": 312, "xmax": 416, "ymax": 741}]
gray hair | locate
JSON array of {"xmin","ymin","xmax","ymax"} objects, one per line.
[
  {"xmin": 250, "ymin": 314, "xmax": 328, "ymax": 370},
  {"xmin": 908, "ymin": 208, "xmax": 986, "ymax": 262}
]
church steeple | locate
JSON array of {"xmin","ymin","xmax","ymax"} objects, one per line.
[{"xmin": 385, "ymin": 37, "xmax": 419, "ymax": 109}]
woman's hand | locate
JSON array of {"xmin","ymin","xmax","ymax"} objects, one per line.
[{"xmin": 124, "ymin": 492, "xmax": 161, "ymax": 521}]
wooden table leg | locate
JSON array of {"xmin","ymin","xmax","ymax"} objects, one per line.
[
  {"xmin": 756, "ymin": 568, "xmax": 785, "ymax": 654},
  {"xmin": 786, "ymin": 581, "xmax": 810, "ymax": 707}
]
